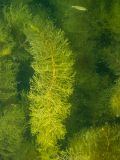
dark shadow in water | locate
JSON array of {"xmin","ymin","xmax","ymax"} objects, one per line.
[{"xmin": 16, "ymin": 60, "xmax": 34, "ymax": 95}]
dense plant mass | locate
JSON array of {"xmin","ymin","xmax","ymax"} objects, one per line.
[
  {"xmin": 24, "ymin": 9, "xmax": 74, "ymax": 160},
  {"xmin": 68, "ymin": 124, "xmax": 120, "ymax": 160},
  {"xmin": 0, "ymin": 0, "xmax": 120, "ymax": 160}
]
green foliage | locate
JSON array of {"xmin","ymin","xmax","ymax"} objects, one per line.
[
  {"xmin": 68, "ymin": 124, "xmax": 120, "ymax": 160},
  {"xmin": 48, "ymin": 0, "xmax": 117, "ymax": 134},
  {"xmin": 24, "ymin": 16, "xmax": 74, "ymax": 159},
  {"xmin": 0, "ymin": 23, "xmax": 15, "ymax": 57},
  {"xmin": 101, "ymin": 1, "xmax": 120, "ymax": 76},
  {"xmin": 109, "ymin": 1, "xmax": 120, "ymax": 34},
  {"xmin": 2, "ymin": 2, "xmax": 74, "ymax": 159},
  {"xmin": 0, "ymin": 57, "xmax": 17, "ymax": 102},
  {"xmin": 110, "ymin": 79, "xmax": 120, "ymax": 117},
  {"xmin": 13, "ymin": 141, "xmax": 39, "ymax": 160},
  {"xmin": 0, "ymin": 105, "xmax": 25, "ymax": 159},
  {"xmin": 0, "ymin": 1, "xmax": 120, "ymax": 160},
  {"xmin": 3, "ymin": 3, "xmax": 31, "ymax": 29},
  {"xmin": 0, "ymin": 3, "xmax": 33, "ymax": 160}
]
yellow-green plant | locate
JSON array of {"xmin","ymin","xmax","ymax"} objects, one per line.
[
  {"xmin": 25, "ymin": 18, "xmax": 74, "ymax": 159},
  {"xmin": 110, "ymin": 79, "xmax": 120, "ymax": 117},
  {"xmin": 68, "ymin": 124, "xmax": 120, "ymax": 160},
  {"xmin": 2, "ymin": 2, "xmax": 74, "ymax": 159}
]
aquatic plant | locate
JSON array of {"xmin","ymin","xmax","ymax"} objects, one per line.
[
  {"xmin": 1, "ymin": 2, "xmax": 74, "ymax": 159},
  {"xmin": 0, "ymin": 105, "xmax": 25, "ymax": 159},
  {"xmin": 0, "ymin": 0, "xmax": 120, "ymax": 160},
  {"xmin": 25, "ymin": 17, "xmax": 74, "ymax": 160},
  {"xmin": 110, "ymin": 79, "xmax": 120, "ymax": 117},
  {"xmin": 0, "ymin": 57, "xmax": 17, "ymax": 102},
  {"xmin": 68, "ymin": 124, "xmax": 120, "ymax": 160}
]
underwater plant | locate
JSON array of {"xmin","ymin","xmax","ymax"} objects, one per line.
[
  {"xmin": 0, "ymin": 58, "xmax": 17, "ymax": 102},
  {"xmin": 0, "ymin": 105, "xmax": 25, "ymax": 159},
  {"xmin": 0, "ymin": 2, "xmax": 74, "ymax": 159},
  {"xmin": 110, "ymin": 79, "xmax": 120, "ymax": 117},
  {"xmin": 0, "ymin": 0, "xmax": 120, "ymax": 160},
  {"xmin": 68, "ymin": 124, "xmax": 120, "ymax": 160},
  {"xmin": 25, "ymin": 16, "xmax": 74, "ymax": 160}
]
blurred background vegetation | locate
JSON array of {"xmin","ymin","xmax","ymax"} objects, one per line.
[{"xmin": 0, "ymin": 0, "xmax": 120, "ymax": 159}]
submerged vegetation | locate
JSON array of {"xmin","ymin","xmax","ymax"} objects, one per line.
[
  {"xmin": 69, "ymin": 124, "xmax": 120, "ymax": 160},
  {"xmin": 0, "ymin": 0, "xmax": 120, "ymax": 160}
]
